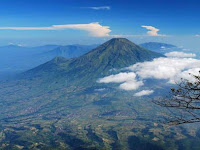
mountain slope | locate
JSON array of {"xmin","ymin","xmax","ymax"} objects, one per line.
[
  {"xmin": 0, "ymin": 44, "xmax": 96, "ymax": 75},
  {"xmin": 26, "ymin": 38, "xmax": 163, "ymax": 83},
  {"xmin": 64, "ymin": 38, "xmax": 163, "ymax": 76}
]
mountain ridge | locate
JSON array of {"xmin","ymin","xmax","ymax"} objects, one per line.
[
  {"xmin": 43, "ymin": 44, "xmax": 97, "ymax": 59},
  {"xmin": 25, "ymin": 38, "xmax": 164, "ymax": 84},
  {"xmin": 140, "ymin": 42, "xmax": 181, "ymax": 54}
]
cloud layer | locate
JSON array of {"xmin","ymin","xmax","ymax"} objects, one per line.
[
  {"xmin": 165, "ymin": 51, "xmax": 196, "ymax": 58},
  {"xmin": 128, "ymin": 57, "xmax": 200, "ymax": 84},
  {"xmin": 0, "ymin": 22, "xmax": 111, "ymax": 37},
  {"xmin": 98, "ymin": 72, "xmax": 136, "ymax": 83},
  {"xmin": 98, "ymin": 51, "xmax": 200, "ymax": 96},
  {"xmin": 0, "ymin": 23, "xmax": 166, "ymax": 37},
  {"xmin": 98, "ymin": 72, "xmax": 144, "ymax": 90}
]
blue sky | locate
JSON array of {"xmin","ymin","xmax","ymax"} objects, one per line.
[{"xmin": 0, "ymin": 0, "xmax": 199, "ymax": 50}]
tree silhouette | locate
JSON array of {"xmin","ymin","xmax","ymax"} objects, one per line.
[{"xmin": 154, "ymin": 71, "xmax": 200, "ymax": 125}]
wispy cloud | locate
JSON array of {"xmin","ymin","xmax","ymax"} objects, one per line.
[
  {"xmin": 84, "ymin": 6, "xmax": 110, "ymax": 10},
  {"xmin": 141, "ymin": 25, "xmax": 165, "ymax": 36},
  {"xmin": 0, "ymin": 22, "xmax": 111, "ymax": 37},
  {"xmin": 134, "ymin": 90, "xmax": 154, "ymax": 97},
  {"xmin": 195, "ymin": 34, "xmax": 200, "ymax": 37},
  {"xmin": 0, "ymin": 23, "xmax": 167, "ymax": 38},
  {"xmin": 98, "ymin": 72, "xmax": 144, "ymax": 90},
  {"xmin": 8, "ymin": 42, "xmax": 23, "ymax": 47},
  {"xmin": 110, "ymin": 25, "xmax": 166, "ymax": 37}
]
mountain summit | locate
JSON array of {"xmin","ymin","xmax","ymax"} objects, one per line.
[
  {"xmin": 26, "ymin": 38, "xmax": 163, "ymax": 83},
  {"xmin": 81, "ymin": 38, "xmax": 163, "ymax": 69}
]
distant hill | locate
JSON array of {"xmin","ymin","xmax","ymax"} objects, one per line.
[
  {"xmin": 0, "ymin": 44, "xmax": 96, "ymax": 75},
  {"xmin": 140, "ymin": 42, "xmax": 182, "ymax": 54},
  {"xmin": 0, "ymin": 44, "xmax": 59, "ymax": 53},
  {"xmin": 0, "ymin": 45, "xmax": 60, "ymax": 72},
  {"xmin": 43, "ymin": 44, "xmax": 98, "ymax": 59}
]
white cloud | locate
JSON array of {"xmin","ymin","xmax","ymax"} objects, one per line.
[
  {"xmin": 98, "ymin": 72, "xmax": 143, "ymax": 90},
  {"xmin": 98, "ymin": 72, "xmax": 137, "ymax": 83},
  {"xmin": 99, "ymin": 55, "xmax": 200, "ymax": 91},
  {"xmin": 134, "ymin": 90, "xmax": 154, "ymax": 97},
  {"xmin": 165, "ymin": 51, "xmax": 196, "ymax": 58},
  {"xmin": 86, "ymin": 6, "xmax": 110, "ymax": 10},
  {"xmin": 195, "ymin": 34, "xmax": 200, "ymax": 37},
  {"xmin": 119, "ymin": 80, "xmax": 143, "ymax": 90},
  {"xmin": 174, "ymin": 68, "xmax": 200, "ymax": 83},
  {"xmin": 0, "ymin": 22, "xmax": 111, "ymax": 37},
  {"xmin": 0, "ymin": 23, "xmax": 167, "ymax": 38},
  {"xmin": 141, "ymin": 25, "xmax": 165, "ymax": 36},
  {"xmin": 128, "ymin": 57, "xmax": 200, "ymax": 83}
]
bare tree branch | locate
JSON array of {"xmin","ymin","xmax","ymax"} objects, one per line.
[{"xmin": 154, "ymin": 71, "xmax": 200, "ymax": 125}]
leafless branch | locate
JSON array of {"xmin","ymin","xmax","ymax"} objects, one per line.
[{"xmin": 154, "ymin": 71, "xmax": 200, "ymax": 125}]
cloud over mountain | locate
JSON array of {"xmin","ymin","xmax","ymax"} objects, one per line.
[{"xmin": 99, "ymin": 51, "xmax": 200, "ymax": 92}]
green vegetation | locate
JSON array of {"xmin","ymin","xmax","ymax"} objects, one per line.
[{"xmin": 0, "ymin": 38, "xmax": 198, "ymax": 149}]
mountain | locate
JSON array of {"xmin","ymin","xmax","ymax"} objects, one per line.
[
  {"xmin": 140, "ymin": 42, "xmax": 181, "ymax": 54},
  {"xmin": 30, "ymin": 45, "xmax": 60, "ymax": 53},
  {"xmin": 0, "ymin": 38, "xmax": 198, "ymax": 149},
  {"xmin": 26, "ymin": 38, "xmax": 163, "ymax": 83},
  {"xmin": 140, "ymin": 42, "xmax": 200, "ymax": 59}
]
